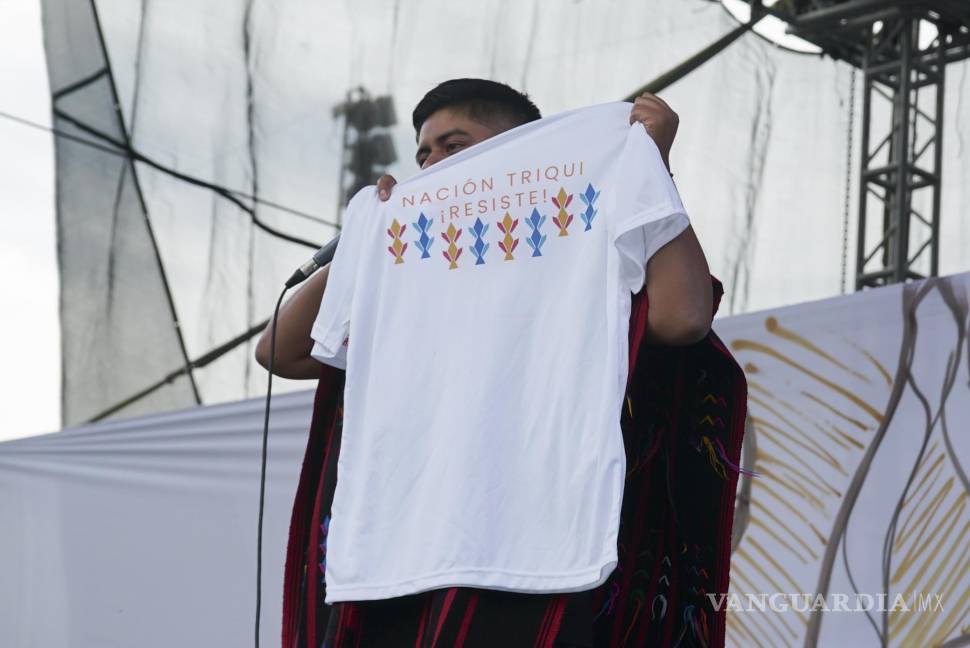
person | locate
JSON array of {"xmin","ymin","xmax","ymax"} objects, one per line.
[
  {"xmin": 255, "ymin": 79, "xmax": 713, "ymax": 379},
  {"xmin": 258, "ymin": 79, "xmax": 741, "ymax": 648}
]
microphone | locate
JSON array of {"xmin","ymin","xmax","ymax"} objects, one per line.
[{"xmin": 285, "ymin": 234, "xmax": 340, "ymax": 288}]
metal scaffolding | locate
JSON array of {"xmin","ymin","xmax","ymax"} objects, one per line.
[{"xmin": 760, "ymin": 0, "xmax": 970, "ymax": 289}]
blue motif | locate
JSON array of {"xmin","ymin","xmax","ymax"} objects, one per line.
[
  {"xmin": 319, "ymin": 514, "xmax": 330, "ymax": 583},
  {"xmin": 579, "ymin": 183, "xmax": 601, "ymax": 231},
  {"xmin": 412, "ymin": 212, "xmax": 435, "ymax": 259},
  {"xmin": 524, "ymin": 208, "xmax": 547, "ymax": 257},
  {"xmin": 469, "ymin": 217, "xmax": 490, "ymax": 265}
]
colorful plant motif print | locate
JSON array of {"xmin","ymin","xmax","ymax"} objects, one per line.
[
  {"xmin": 469, "ymin": 217, "xmax": 490, "ymax": 265},
  {"xmin": 524, "ymin": 208, "xmax": 548, "ymax": 257},
  {"xmin": 412, "ymin": 212, "xmax": 435, "ymax": 259},
  {"xmin": 579, "ymin": 183, "xmax": 601, "ymax": 231},
  {"xmin": 441, "ymin": 222, "xmax": 463, "ymax": 269},
  {"xmin": 387, "ymin": 219, "xmax": 408, "ymax": 264},
  {"xmin": 496, "ymin": 212, "xmax": 520, "ymax": 261},
  {"xmin": 551, "ymin": 187, "xmax": 574, "ymax": 236}
]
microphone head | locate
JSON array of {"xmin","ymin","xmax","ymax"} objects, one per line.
[{"xmin": 312, "ymin": 235, "xmax": 340, "ymax": 267}]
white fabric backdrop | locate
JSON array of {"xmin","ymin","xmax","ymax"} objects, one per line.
[
  {"xmin": 715, "ymin": 270, "xmax": 970, "ymax": 647},
  {"xmin": 0, "ymin": 389, "xmax": 315, "ymax": 647},
  {"xmin": 2, "ymin": 271, "xmax": 968, "ymax": 647},
  {"xmin": 42, "ymin": 0, "xmax": 970, "ymax": 422}
]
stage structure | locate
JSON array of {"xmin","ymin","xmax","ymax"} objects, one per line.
[
  {"xmin": 747, "ymin": 0, "xmax": 970, "ymax": 288},
  {"xmin": 333, "ymin": 88, "xmax": 397, "ymax": 222},
  {"xmin": 34, "ymin": 0, "xmax": 970, "ymax": 427}
]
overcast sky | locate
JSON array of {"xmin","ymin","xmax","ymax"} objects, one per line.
[{"xmin": 0, "ymin": 0, "xmax": 59, "ymax": 441}]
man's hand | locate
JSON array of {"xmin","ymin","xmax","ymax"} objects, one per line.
[
  {"xmin": 628, "ymin": 93, "xmax": 712, "ymax": 345},
  {"xmin": 629, "ymin": 91, "xmax": 678, "ymax": 174},
  {"xmin": 377, "ymin": 174, "xmax": 398, "ymax": 201}
]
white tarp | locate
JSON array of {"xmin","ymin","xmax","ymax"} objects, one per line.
[
  {"xmin": 2, "ymin": 270, "xmax": 968, "ymax": 647},
  {"xmin": 0, "ymin": 389, "xmax": 315, "ymax": 647},
  {"xmin": 39, "ymin": 0, "xmax": 970, "ymax": 426}
]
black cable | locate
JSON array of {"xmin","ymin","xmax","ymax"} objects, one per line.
[
  {"xmin": 0, "ymin": 108, "xmax": 338, "ymax": 229},
  {"xmin": 85, "ymin": 318, "xmax": 271, "ymax": 423},
  {"xmin": 0, "ymin": 108, "xmax": 126, "ymax": 156},
  {"xmin": 255, "ymin": 286, "xmax": 289, "ymax": 648},
  {"xmin": 52, "ymin": 107, "xmax": 324, "ymax": 250},
  {"xmin": 87, "ymin": 0, "xmax": 203, "ymax": 408},
  {"xmin": 85, "ymin": 227, "xmax": 337, "ymax": 421}
]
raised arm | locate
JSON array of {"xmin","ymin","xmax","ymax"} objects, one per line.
[
  {"xmin": 255, "ymin": 175, "xmax": 400, "ymax": 379},
  {"xmin": 627, "ymin": 92, "xmax": 713, "ymax": 346},
  {"xmin": 642, "ymin": 224, "xmax": 714, "ymax": 346},
  {"xmin": 254, "ymin": 264, "xmax": 330, "ymax": 379}
]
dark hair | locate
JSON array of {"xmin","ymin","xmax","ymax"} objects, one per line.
[{"xmin": 412, "ymin": 78, "xmax": 541, "ymax": 136}]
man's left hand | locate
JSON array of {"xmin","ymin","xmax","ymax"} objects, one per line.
[{"xmin": 629, "ymin": 91, "xmax": 678, "ymax": 173}]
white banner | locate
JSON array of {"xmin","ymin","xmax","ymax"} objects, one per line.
[{"xmin": 2, "ymin": 271, "xmax": 968, "ymax": 647}]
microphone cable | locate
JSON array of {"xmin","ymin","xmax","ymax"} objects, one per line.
[
  {"xmin": 254, "ymin": 235, "xmax": 338, "ymax": 648},
  {"xmin": 254, "ymin": 286, "xmax": 289, "ymax": 648}
]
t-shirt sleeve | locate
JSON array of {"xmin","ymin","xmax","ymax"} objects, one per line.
[
  {"xmin": 310, "ymin": 189, "xmax": 370, "ymax": 370},
  {"xmin": 611, "ymin": 124, "xmax": 691, "ymax": 294}
]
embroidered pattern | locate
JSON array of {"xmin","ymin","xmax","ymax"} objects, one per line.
[{"xmin": 318, "ymin": 514, "xmax": 330, "ymax": 584}]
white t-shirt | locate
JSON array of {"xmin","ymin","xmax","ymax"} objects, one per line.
[{"xmin": 311, "ymin": 101, "xmax": 689, "ymax": 603}]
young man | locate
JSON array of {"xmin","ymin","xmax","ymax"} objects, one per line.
[
  {"xmin": 265, "ymin": 79, "xmax": 743, "ymax": 648},
  {"xmin": 254, "ymin": 78, "xmax": 713, "ymax": 377}
]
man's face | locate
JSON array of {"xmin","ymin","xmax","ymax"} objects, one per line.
[{"xmin": 415, "ymin": 107, "xmax": 502, "ymax": 170}]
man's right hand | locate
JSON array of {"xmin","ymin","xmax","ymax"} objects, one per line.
[{"xmin": 377, "ymin": 174, "xmax": 397, "ymax": 201}]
